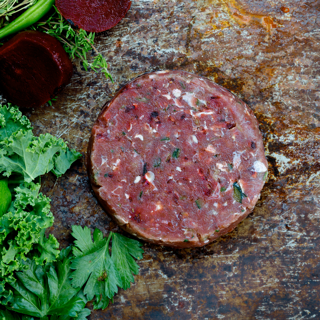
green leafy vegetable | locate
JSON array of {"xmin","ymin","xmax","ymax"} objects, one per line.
[
  {"xmin": 0, "ymin": 104, "xmax": 32, "ymax": 141},
  {"xmin": 0, "ymin": 182, "xmax": 59, "ymax": 286},
  {"xmin": 0, "ymin": 179, "xmax": 11, "ymax": 216},
  {"xmin": 70, "ymin": 226, "xmax": 144, "ymax": 310},
  {"xmin": 32, "ymin": 6, "xmax": 112, "ymax": 81},
  {"xmin": 220, "ymin": 187, "xmax": 226, "ymax": 192},
  {"xmin": 0, "ymin": 105, "xmax": 81, "ymax": 183},
  {"xmin": 0, "ymin": 103, "xmax": 80, "ymax": 297},
  {"xmin": 233, "ymin": 182, "xmax": 247, "ymax": 204},
  {"xmin": 0, "ymin": 130, "xmax": 81, "ymax": 182},
  {"xmin": 5, "ymin": 248, "xmax": 90, "ymax": 319}
]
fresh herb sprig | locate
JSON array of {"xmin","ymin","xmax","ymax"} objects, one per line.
[
  {"xmin": 0, "ymin": 0, "xmax": 37, "ymax": 19},
  {"xmin": 32, "ymin": 6, "xmax": 112, "ymax": 81}
]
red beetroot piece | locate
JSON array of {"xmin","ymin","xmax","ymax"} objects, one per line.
[
  {"xmin": 55, "ymin": 0, "xmax": 132, "ymax": 33},
  {"xmin": 88, "ymin": 70, "xmax": 268, "ymax": 248},
  {"xmin": 0, "ymin": 31, "xmax": 73, "ymax": 109}
]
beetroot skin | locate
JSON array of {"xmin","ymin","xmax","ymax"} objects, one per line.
[
  {"xmin": 55, "ymin": 0, "xmax": 131, "ymax": 32},
  {"xmin": 0, "ymin": 31, "xmax": 73, "ymax": 109}
]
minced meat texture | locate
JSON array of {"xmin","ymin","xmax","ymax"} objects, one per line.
[
  {"xmin": 88, "ymin": 70, "xmax": 268, "ymax": 248},
  {"xmin": 0, "ymin": 31, "xmax": 73, "ymax": 109},
  {"xmin": 55, "ymin": 0, "xmax": 131, "ymax": 32}
]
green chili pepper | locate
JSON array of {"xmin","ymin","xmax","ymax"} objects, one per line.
[{"xmin": 0, "ymin": 0, "xmax": 55, "ymax": 40}]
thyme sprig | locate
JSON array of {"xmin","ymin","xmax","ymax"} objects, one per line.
[
  {"xmin": 0, "ymin": 0, "xmax": 36, "ymax": 19},
  {"xmin": 32, "ymin": 6, "xmax": 112, "ymax": 81}
]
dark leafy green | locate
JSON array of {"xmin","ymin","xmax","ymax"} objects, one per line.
[
  {"xmin": 70, "ymin": 226, "xmax": 144, "ymax": 310},
  {"xmin": 5, "ymin": 249, "xmax": 90, "ymax": 319},
  {"xmin": 0, "ymin": 104, "xmax": 81, "ymax": 182},
  {"xmin": 0, "ymin": 179, "xmax": 11, "ymax": 216},
  {"xmin": 0, "ymin": 183, "xmax": 59, "ymax": 287}
]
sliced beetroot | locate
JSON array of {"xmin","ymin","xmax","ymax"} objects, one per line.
[
  {"xmin": 55, "ymin": 0, "xmax": 131, "ymax": 32},
  {"xmin": 0, "ymin": 31, "xmax": 73, "ymax": 109}
]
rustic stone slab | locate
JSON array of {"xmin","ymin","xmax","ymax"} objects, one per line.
[{"xmin": 2, "ymin": 0, "xmax": 319, "ymax": 318}]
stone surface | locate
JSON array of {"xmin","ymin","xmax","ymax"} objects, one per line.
[{"xmin": 4, "ymin": 0, "xmax": 320, "ymax": 318}]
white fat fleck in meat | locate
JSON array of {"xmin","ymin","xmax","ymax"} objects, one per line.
[
  {"xmin": 121, "ymin": 179, "xmax": 127, "ymax": 182},
  {"xmin": 134, "ymin": 176, "xmax": 141, "ymax": 183},
  {"xmin": 155, "ymin": 202, "xmax": 163, "ymax": 211},
  {"xmin": 101, "ymin": 156, "xmax": 108, "ymax": 166},
  {"xmin": 140, "ymin": 115, "xmax": 145, "ymax": 120},
  {"xmin": 145, "ymin": 171, "xmax": 158, "ymax": 190},
  {"xmin": 112, "ymin": 159, "xmax": 120, "ymax": 170},
  {"xmin": 135, "ymin": 134, "xmax": 144, "ymax": 141},
  {"xmin": 182, "ymin": 92, "xmax": 196, "ymax": 108},
  {"xmin": 205, "ymin": 144, "xmax": 216, "ymax": 154},
  {"xmin": 195, "ymin": 111, "xmax": 215, "ymax": 117},
  {"xmin": 145, "ymin": 171, "xmax": 155, "ymax": 183},
  {"xmin": 163, "ymin": 94, "xmax": 171, "ymax": 100},
  {"xmin": 128, "ymin": 123, "xmax": 133, "ymax": 132},
  {"xmin": 209, "ymin": 209, "xmax": 218, "ymax": 215},
  {"xmin": 216, "ymin": 162, "xmax": 228, "ymax": 172},
  {"xmin": 238, "ymin": 179, "xmax": 245, "ymax": 194},
  {"xmin": 157, "ymin": 70, "xmax": 169, "ymax": 74},
  {"xmin": 125, "ymin": 193, "xmax": 130, "ymax": 199},
  {"xmin": 233, "ymin": 151, "xmax": 244, "ymax": 169},
  {"xmin": 214, "ymin": 203, "xmax": 218, "ymax": 208},
  {"xmin": 223, "ymin": 202, "xmax": 228, "ymax": 206},
  {"xmin": 145, "ymin": 123, "xmax": 154, "ymax": 133},
  {"xmin": 176, "ymin": 167, "xmax": 182, "ymax": 172},
  {"xmin": 252, "ymin": 161, "xmax": 268, "ymax": 172},
  {"xmin": 188, "ymin": 135, "xmax": 198, "ymax": 145},
  {"xmin": 174, "ymin": 132, "xmax": 180, "ymax": 138},
  {"xmin": 192, "ymin": 135, "xmax": 198, "ymax": 143},
  {"xmin": 173, "ymin": 99, "xmax": 184, "ymax": 108},
  {"xmin": 173, "ymin": 89, "xmax": 182, "ymax": 98},
  {"xmin": 111, "ymin": 186, "xmax": 122, "ymax": 195}
]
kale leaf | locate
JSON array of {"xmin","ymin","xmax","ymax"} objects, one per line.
[
  {"xmin": 0, "ymin": 182, "xmax": 59, "ymax": 287},
  {"xmin": 0, "ymin": 104, "xmax": 81, "ymax": 183}
]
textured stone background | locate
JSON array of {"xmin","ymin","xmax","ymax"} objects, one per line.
[{"xmin": 5, "ymin": 0, "xmax": 320, "ymax": 318}]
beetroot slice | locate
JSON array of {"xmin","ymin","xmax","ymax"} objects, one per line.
[
  {"xmin": 55, "ymin": 0, "xmax": 131, "ymax": 33},
  {"xmin": 0, "ymin": 31, "xmax": 73, "ymax": 109}
]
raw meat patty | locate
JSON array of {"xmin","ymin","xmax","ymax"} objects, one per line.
[
  {"xmin": 0, "ymin": 31, "xmax": 73, "ymax": 109},
  {"xmin": 88, "ymin": 70, "xmax": 268, "ymax": 248}
]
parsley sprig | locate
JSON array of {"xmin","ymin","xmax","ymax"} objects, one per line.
[{"xmin": 71, "ymin": 226, "xmax": 144, "ymax": 310}]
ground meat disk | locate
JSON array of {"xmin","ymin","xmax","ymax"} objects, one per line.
[{"xmin": 88, "ymin": 70, "xmax": 268, "ymax": 248}]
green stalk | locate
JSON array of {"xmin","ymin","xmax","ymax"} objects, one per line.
[{"xmin": 0, "ymin": 0, "xmax": 54, "ymax": 40}]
